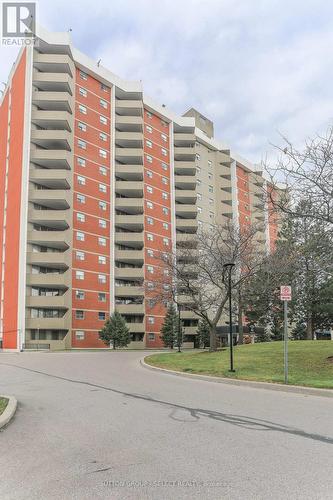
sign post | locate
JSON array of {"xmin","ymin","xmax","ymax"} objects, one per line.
[{"xmin": 280, "ymin": 286, "xmax": 291, "ymax": 384}]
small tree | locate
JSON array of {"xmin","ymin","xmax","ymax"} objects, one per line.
[
  {"xmin": 160, "ymin": 303, "xmax": 177, "ymax": 349},
  {"xmin": 197, "ymin": 319, "xmax": 210, "ymax": 348},
  {"xmin": 99, "ymin": 311, "xmax": 131, "ymax": 350}
]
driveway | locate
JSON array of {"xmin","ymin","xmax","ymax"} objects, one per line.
[{"xmin": 0, "ymin": 351, "xmax": 332, "ymax": 499}]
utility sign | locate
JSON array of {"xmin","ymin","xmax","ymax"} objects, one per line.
[{"xmin": 280, "ymin": 285, "xmax": 292, "ymax": 301}]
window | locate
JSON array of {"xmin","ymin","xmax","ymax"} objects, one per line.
[
  {"xmin": 146, "ymin": 170, "xmax": 153, "ymax": 179},
  {"xmin": 99, "ymin": 201, "xmax": 107, "ymax": 211},
  {"xmin": 77, "ymin": 157, "xmax": 86, "ymax": 167},
  {"xmin": 196, "ymin": 153, "xmax": 201, "ymax": 160},
  {"xmin": 76, "ymin": 290, "xmax": 85, "ymax": 300},
  {"xmin": 197, "ymin": 206, "xmax": 202, "ymax": 214},
  {"xmin": 79, "ymin": 87, "xmax": 87, "ymax": 97},
  {"xmin": 76, "ymin": 270, "xmax": 84, "ymax": 280},
  {"xmin": 146, "ymin": 125, "xmax": 152, "ymax": 133},
  {"xmin": 162, "ymin": 177, "xmax": 168, "ymax": 185},
  {"xmin": 146, "ymin": 111, "xmax": 152, "ymax": 118},
  {"xmin": 147, "ymin": 249, "xmax": 154, "ymax": 257},
  {"xmin": 146, "ymin": 154, "xmax": 153, "ymax": 163},
  {"xmin": 99, "ymin": 183, "xmax": 107, "ymax": 193},
  {"xmin": 79, "ymin": 70, "xmax": 88, "ymax": 80},
  {"xmin": 79, "ymin": 104, "xmax": 87, "ymax": 114},
  {"xmin": 209, "ymin": 185, "xmax": 214, "ymax": 193},
  {"xmin": 76, "ymin": 251, "xmax": 85, "ymax": 261},
  {"xmin": 77, "ymin": 212, "xmax": 85, "ymax": 223},
  {"xmin": 98, "ymin": 255, "xmax": 106, "ymax": 265},
  {"xmin": 161, "ymin": 148, "xmax": 167, "ymax": 157},
  {"xmin": 100, "ymin": 98, "xmax": 108, "ymax": 109},
  {"xmin": 196, "ymin": 166, "xmax": 201, "ymax": 174},
  {"xmin": 164, "ymin": 269, "xmax": 169, "ymax": 276},
  {"xmin": 147, "ymin": 186, "xmax": 153, "ymax": 194},
  {"xmin": 98, "ymin": 274, "xmax": 106, "ymax": 284},
  {"xmin": 147, "ymin": 265, "xmax": 154, "ymax": 274},
  {"xmin": 161, "ymin": 120, "xmax": 167, "ymax": 127},
  {"xmin": 163, "ymin": 237, "xmax": 169, "ymax": 246},
  {"xmin": 101, "ymin": 83, "xmax": 108, "ymax": 92},
  {"xmin": 163, "ymin": 222, "xmax": 169, "ymax": 230},
  {"xmin": 147, "ymin": 233, "xmax": 154, "ymax": 241},
  {"xmin": 208, "ymin": 174, "xmax": 212, "ymax": 180},
  {"xmin": 75, "ymin": 330, "xmax": 85, "ymax": 340},
  {"xmin": 98, "ymin": 237, "xmax": 106, "ymax": 247},
  {"xmin": 209, "ymin": 211, "xmax": 214, "ymax": 220},
  {"xmin": 147, "ymin": 216, "xmax": 154, "ymax": 225},
  {"xmin": 98, "ymin": 292, "xmax": 106, "ymax": 302},
  {"xmin": 146, "ymin": 201, "xmax": 153, "ymax": 210},
  {"xmin": 161, "ymin": 133, "xmax": 167, "ymax": 142},
  {"xmin": 98, "ymin": 312, "xmax": 106, "ymax": 321},
  {"xmin": 99, "ymin": 166, "xmax": 107, "ymax": 176},
  {"xmin": 100, "ymin": 115, "xmax": 107, "ymax": 125},
  {"xmin": 196, "ymin": 179, "xmax": 201, "ymax": 186},
  {"xmin": 161, "ymin": 162, "xmax": 168, "ymax": 171},
  {"xmin": 99, "ymin": 149, "xmax": 107, "ymax": 159},
  {"xmin": 148, "ymin": 333, "xmax": 155, "ymax": 341},
  {"xmin": 209, "ymin": 198, "xmax": 214, "ymax": 205},
  {"xmin": 100, "ymin": 132, "xmax": 107, "ymax": 142},
  {"xmin": 208, "ymin": 160, "xmax": 212, "ymax": 167},
  {"xmin": 76, "ymin": 231, "xmax": 85, "ymax": 242},
  {"xmin": 76, "ymin": 310, "xmax": 84, "ymax": 319},
  {"xmin": 77, "ymin": 175, "xmax": 86, "ymax": 185},
  {"xmin": 162, "ymin": 192, "xmax": 168, "ymax": 200},
  {"xmin": 77, "ymin": 194, "xmax": 85, "ymax": 204},
  {"xmin": 78, "ymin": 122, "xmax": 87, "ymax": 132},
  {"xmin": 197, "ymin": 193, "xmax": 202, "ymax": 201},
  {"xmin": 162, "ymin": 207, "xmax": 169, "ymax": 215},
  {"xmin": 146, "ymin": 140, "xmax": 152, "ymax": 149},
  {"xmin": 148, "ymin": 316, "xmax": 155, "ymax": 324},
  {"xmin": 99, "ymin": 219, "xmax": 107, "ymax": 228},
  {"xmin": 78, "ymin": 139, "xmax": 86, "ymax": 149}
]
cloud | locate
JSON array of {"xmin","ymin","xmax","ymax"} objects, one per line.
[{"xmin": 1, "ymin": 0, "xmax": 332, "ymax": 163}]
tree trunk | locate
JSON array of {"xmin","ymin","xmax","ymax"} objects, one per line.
[
  {"xmin": 210, "ymin": 324, "xmax": 217, "ymax": 352},
  {"xmin": 113, "ymin": 339, "xmax": 116, "ymax": 350},
  {"xmin": 238, "ymin": 291, "xmax": 244, "ymax": 345},
  {"xmin": 306, "ymin": 316, "xmax": 313, "ymax": 340}
]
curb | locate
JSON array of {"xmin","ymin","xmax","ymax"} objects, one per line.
[
  {"xmin": 140, "ymin": 358, "xmax": 333, "ymax": 398},
  {"xmin": 0, "ymin": 396, "xmax": 17, "ymax": 429}
]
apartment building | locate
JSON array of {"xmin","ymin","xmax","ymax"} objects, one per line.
[{"xmin": 0, "ymin": 27, "xmax": 281, "ymax": 351}]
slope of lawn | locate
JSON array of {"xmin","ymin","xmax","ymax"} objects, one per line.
[
  {"xmin": 145, "ymin": 341, "xmax": 333, "ymax": 388},
  {"xmin": 0, "ymin": 397, "xmax": 8, "ymax": 416}
]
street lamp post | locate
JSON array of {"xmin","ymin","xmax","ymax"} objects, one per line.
[{"xmin": 224, "ymin": 262, "xmax": 235, "ymax": 372}]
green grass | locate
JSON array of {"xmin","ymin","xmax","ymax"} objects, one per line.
[
  {"xmin": 145, "ymin": 341, "xmax": 333, "ymax": 389},
  {"xmin": 0, "ymin": 397, "xmax": 8, "ymax": 416}
]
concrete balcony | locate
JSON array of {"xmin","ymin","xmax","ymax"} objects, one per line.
[
  {"xmin": 176, "ymin": 233, "xmax": 197, "ymax": 245},
  {"xmin": 115, "ymin": 131, "xmax": 143, "ymax": 147},
  {"xmin": 176, "ymin": 219, "xmax": 198, "ymax": 232},
  {"xmin": 115, "ymin": 198, "xmax": 143, "ymax": 213},
  {"xmin": 175, "ymin": 190, "xmax": 197, "ymax": 204},
  {"xmin": 221, "ymin": 203, "xmax": 233, "ymax": 217},
  {"xmin": 220, "ymin": 165, "xmax": 232, "ymax": 178},
  {"xmin": 174, "ymin": 161, "xmax": 196, "ymax": 176},
  {"xmin": 115, "ymin": 181, "xmax": 143, "ymax": 197},
  {"xmin": 115, "ymin": 100, "xmax": 143, "ymax": 116},
  {"xmin": 221, "ymin": 190, "xmax": 232, "ymax": 203},
  {"xmin": 116, "ymin": 304, "xmax": 145, "ymax": 315},
  {"xmin": 32, "ymin": 71, "xmax": 73, "ymax": 94},
  {"xmin": 30, "ymin": 149, "xmax": 72, "ymax": 169},
  {"xmin": 29, "ymin": 189, "xmax": 71, "ymax": 209},
  {"xmin": 127, "ymin": 322, "xmax": 145, "ymax": 333},
  {"xmin": 26, "ymin": 251, "xmax": 71, "ymax": 267},
  {"xmin": 115, "ymin": 232, "xmax": 143, "ymax": 247},
  {"xmin": 220, "ymin": 177, "xmax": 232, "ymax": 190},
  {"xmin": 115, "ymin": 165, "xmax": 143, "ymax": 181},
  {"xmin": 115, "ymin": 267, "xmax": 144, "ymax": 279},
  {"xmin": 183, "ymin": 326, "xmax": 198, "ymax": 335},
  {"xmin": 174, "ymin": 175, "xmax": 196, "ymax": 190},
  {"xmin": 217, "ymin": 151, "xmax": 231, "ymax": 166},
  {"xmin": 175, "ymin": 204, "xmax": 197, "ymax": 218},
  {"xmin": 27, "ymin": 230, "xmax": 71, "ymax": 249},
  {"xmin": 29, "ymin": 169, "xmax": 71, "ymax": 189},
  {"xmin": 115, "ymin": 249, "xmax": 144, "ymax": 264},
  {"xmin": 180, "ymin": 310, "xmax": 198, "ymax": 320},
  {"xmin": 31, "ymin": 110, "xmax": 72, "ymax": 131},
  {"xmin": 115, "ymin": 148, "xmax": 143, "ymax": 165},
  {"xmin": 115, "ymin": 285, "xmax": 143, "ymax": 297},
  {"xmin": 174, "ymin": 147, "xmax": 196, "ymax": 161},
  {"xmin": 173, "ymin": 133, "xmax": 196, "ymax": 146},
  {"xmin": 33, "ymin": 53, "xmax": 74, "ymax": 76},
  {"xmin": 26, "ymin": 294, "xmax": 70, "ymax": 308},
  {"xmin": 115, "ymin": 115, "xmax": 143, "ymax": 132},
  {"xmin": 115, "ymin": 214, "xmax": 144, "ymax": 231},
  {"xmin": 32, "ymin": 91, "xmax": 73, "ymax": 113},
  {"xmin": 31, "ymin": 130, "xmax": 72, "ymax": 151},
  {"xmin": 26, "ymin": 316, "xmax": 70, "ymax": 330},
  {"xmin": 28, "ymin": 209, "xmax": 71, "ymax": 228},
  {"xmin": 26, "ymin": 272, "xmax": 70, "ymax": 287}
]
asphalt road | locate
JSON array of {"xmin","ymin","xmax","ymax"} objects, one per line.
[{"xmin": 0, "ymin": 351, "xmax": 332, "ymax": 500}]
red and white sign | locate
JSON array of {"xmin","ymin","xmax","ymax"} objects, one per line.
[{"xmin": 280, "ymin": 285, "xmax": 292, "ymax": 301}]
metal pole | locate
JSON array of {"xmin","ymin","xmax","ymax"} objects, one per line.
[
  {"xmin": 178, "ymin": 309, "xmax": 181, "ymax": 353},
  {"xmin": 229, "ymin": 268, "xmax": 235, "ymax": 372},
  {"xmin": 284, "ymin": 300, "xmax": 288, "ymax": 384}
]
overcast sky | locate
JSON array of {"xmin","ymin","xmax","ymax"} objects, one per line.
[{"xmin": 1, "ymin": 0, "xmax": 332, "ymax": 163}]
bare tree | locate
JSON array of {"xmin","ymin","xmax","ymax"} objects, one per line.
[{"xmin": 147, "ymin": 222, "xmax": 266, "ymax": 351}]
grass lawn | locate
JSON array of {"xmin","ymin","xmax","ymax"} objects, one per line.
[
  {"xmin": 145, "ymin": 341, "xmax": 333, "ymax": 389},
  {"xmin": 0, "ymin": 397, "xmax": 8, "ymax": 416}
]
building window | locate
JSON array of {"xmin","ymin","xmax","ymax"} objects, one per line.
[
  {"xmin": 98, "ymin": 312, "xmax": 106, "ymax": 321},
  {"xmin": 147, "ymin": 233, "xmax": 154, "ymax": 241},
  {"xmin": 76, "ymin": 290, "xmax": 85, "ymax": 300},
  {"xmin": 100, "ymin": 98, "xmax": 108, "ymax": 109},
  {"xmin": 161, "ymin": 148, "xmax": 167, "ymax": 157},
  {"xmin": 98, "ymin": 274, "xmax": 106, "ymax": 284},
  {"xmin": 99, "ymin": 219, "xmax": 107, "ymax": 228},
  {"xmin": 197, "ymin": 193, "xmax": 202, "ymax": 201},
  {"xmin": 146, "ymin": 170, "xmax": 153, "ymax": 179},
  {"xmin": 146, "ymin": 154, "xmax": 153, "ymax": 163},
  {"xmin": 208, "ymin": 160, "xmax": 212, "ymax": 167},
  {"xmin": 101, "ymin": 83, "xmax": 108, "ymax": 92},
  {"xmin": 75, "ymin": 330, "xmax": 85, "ymax": 340},
  {"xmin": 162, "ymin": 177, "xmax": 168, "ymax": 185},
  {"xmin": 147, "ymin": 185, "xmax": 153, "ymax": 194},
  {"xmin": 196, "ymin": 179, "xmax": 201, "ymax": 186},
  {"xmin": 208, "ymin": 174, "xmax": 212, "ymax": 180},
  {"xmin": 76, "ymin": 231, "xmax": 85, "ymax": 241},
  {"xmin": 146, "ymin": 201, "xmax": 153, "ymax": 209},
  {"xmin": 79, "ymin": 104, "xmax": 87, "ymax": 115},
  {"xmin": 99, "ymin": 149, "xmax": 107, "ymax": 159},
  {"xmin": 161, "ymin": 162, "xmax": 168, "ymax": 171},
  {"xmin": 78, "ymin": 139, "xmax": 86, "ymax": 149},
  {"xmin": 163, "ymin": 222, "xmax": 169, "ymax": 230},
  {"xmin": 161, "ymin": 120, "xmax": 167, "ymax": 127},
  {"xmin": 77, "ymin": 212, "xmax": 85, "ymax": 223},
  {"xmin": 79, "ymin": 87, "xmax": 87, "ymax": 97},
  {"xmin": 98, "ymin": 255, "xmax": 106, "ymax": 265},
  {"xmin": 98, "ymin": 237, "xmax": 106, "ymax": 247},
  {"xmin": 76, "ymin": 270, "xmax": 85, "ymax": 280},
  {"xmin": 209, "ymin": 211, "xmax": 214, "ymax": 220},
  {"xmin": 99, "ymin": 183, "xmax": 107, "ymax": 193},
  {"xmin": 197, "ymin": 206, "xmax": 202, "ymax": 213},
  {"xmin": 77, "ymin": 194, "xmax": 85, "ymax": 204},
  {"xmin": 209, "ymin": 185, "xmax": 213, "ymax": 193},
  {"xmin": 77, "ymin": 175, "xmax": 86, "ymax": 185},
  {"xmin": 161, "ymin": 133, "xmax": 167, "ymax": 142},
  {"xmin": 146, "ymin": 140, "xmax": 152, "ymax": 149},
  {"xmin": 196, "ymin": 153, "xmax": 201, "ymax": 160},
  {"xmin": 146, "ymin": 111, "xmax": 152, "ymax": 118},
  {"xmin": 162, "ymin": 207, "xmax": 169, "ymax": 215},
  {"xmin": 77, "ymin": 157, "xmax": 86, "ymax": 167},
  {"xmin": 148, "ymin": 316, "xmax": 155, "ymax": 324},
  {"xmin": 99, "ymin": 166, "xmax": 107, "ymax": 176},
  {"xmin": 76, "ymin": 251, "xmax": 85, "ymax": 261},
  {"xmin": 99, "ymin": 201, "xmax": 107, "ymax": 211},
  {"xmin": 148, "ymin": 333, "xmax": 155, "ymax": 341},
  {"xmin": 162, "ymin": 192, "xmax": 168, "ymax": 200},
  {"xmin": 163, "ymin": 237, "xmax": 169, "ymax": 246},
  {"xmin": 100, "ymin": 132, "xmax": 107, "ymax": 142},
  {"xmin": 209, "ymin": 198, "xmax": 213, "ymax": 205},
  {"xmin": 196, "ymin": 166, "xmax": 201, "ymax": 174},
  {"xmin": 100, "ymin": 115, "xmax": 107, "ymax": 125},
  {"xmin": 98, "ymin": 292, "xmax": 106, "ymax": 302},
  {"xmin": 79, "ymin": 70, "xmax": 88, "ymax": 80},
  {"xmin": 147, "ymin": 249, "xmax": 154, "ymax": 257},
  {"xmin": 147, "ymin": 216, "xmax": 154, "ymax": 225},
  {"xmin": 146, "ymin": 125, "xmax": 152, "ymax": 133},
  {"xmin": 147, "ymin": 265, "xmax": 154, "ymax": 274},
  {"xmin": 76, "ymin": 310, "xmax": 84, "ymax": 320},
  {"xmin": 78, "ymin": 122, "xmax": 87, "ymax": 132}
]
